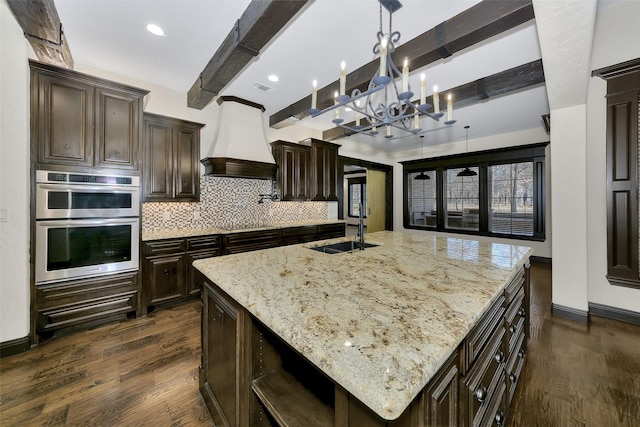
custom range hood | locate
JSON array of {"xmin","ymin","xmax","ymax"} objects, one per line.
[{"xmin": 201, "ymin": 96, "xmax": 277, "ymax": 180}]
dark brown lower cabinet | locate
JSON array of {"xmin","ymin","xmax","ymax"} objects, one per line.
[
  {"xmin": 142, "ymin": 235, "xmax": 220, "ymax": 313},
  {"xmin": 143, "ymin": 225, "xmax": 345, "ymax": 315},
  {"xmin": 36, "ymin": 271, "xmax": 138, "ymax": 338},
  {"xmin": 422, "ymin": 352, "xmax": 460, "ymax": 426}
]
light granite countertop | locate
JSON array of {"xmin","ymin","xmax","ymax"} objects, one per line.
[
  {"xmin": 141, "ymin": 219, "xmax": 345, "ymax": 241},
  {"xmin": 193, "ymin": 231, "xmax": 532, "ymax": 420}
]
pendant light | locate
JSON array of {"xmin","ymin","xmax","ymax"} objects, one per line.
[
  {"xmin": 414, "ymin": 135, "xmax": 431, "ymax": 180},
  {"xmin": 457, "ymin": 125, "xmax": 477, "ymax": 177}
]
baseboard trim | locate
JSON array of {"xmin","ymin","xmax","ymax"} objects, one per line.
[
  {"xmin": 0, "ymin": 335, "xmax": 31, "ymax": 358},
  {"xmin": 551, "ymin": 303, "xmax": 589, "ymax": 324},
  {"xmin": 589, "ymin": 302, "xmax": 640, "ymax": 326},
  {"xmin": 530, "ymin": 256, "xmax": 551, "ymax": 264}
]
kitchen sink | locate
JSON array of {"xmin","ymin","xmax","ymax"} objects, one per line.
[{"xmin": 309, "ymin": 241, "xmax": 379, "ymax": 254}]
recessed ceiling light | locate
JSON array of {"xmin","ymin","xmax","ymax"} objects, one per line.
[
  {"xmin": 267, "ymin": 74, "xmax": 279, "ymax": 82},
  {"xmin": 146, "ymin": 24, "xmax": 165, "ymax": 37}
]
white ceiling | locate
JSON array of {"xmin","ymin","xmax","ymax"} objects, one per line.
[{"xmin": 55, "ymin": 0, "xmax": 551, "ymax": 153}]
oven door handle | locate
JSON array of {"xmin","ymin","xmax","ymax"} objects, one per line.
[
  {"xmin": 36, "ymin": 183, "xmax": 139, "ymax": 193},
  {"xmin": 37, "ymin": 218, "xmax": 139, "ymax": 227}
]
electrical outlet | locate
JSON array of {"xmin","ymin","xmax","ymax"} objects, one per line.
[{"xmin": 163, "ymin": 211, "xmax": 171, "ymax": 221}]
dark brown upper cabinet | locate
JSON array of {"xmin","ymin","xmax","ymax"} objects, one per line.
[
  {"xmin": 143, "ymin": 112, "xmax": 204, "ymax": 202},
  {"xmin": 271, "ymin": 140, "xmax": 309, "ymax": 201},
  {"xmin": 30, "ymin": 60, "xmax": 148, "ymax": 172},
  {"xmin": 271, "ymin": 139, "xmax": 340, "ymax": 202},
  {"xmin": 593, "ymin": 59, "xmax": 640, "ymax": 289},
  {"xmin": 307, "ymin": 138, "xmax": 340, "ymax": 201}
]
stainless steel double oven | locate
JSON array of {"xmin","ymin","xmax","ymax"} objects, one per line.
[{"xmin": 35, "ymin": 170, "xmax": 140, "ymax": 284}]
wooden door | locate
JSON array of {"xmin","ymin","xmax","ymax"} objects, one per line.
[
  {"xmin": 146, "ymin": 255, "xmax": 185, "ymax": 306},
  {"xmin": 95, "ymin": 87, "xmax": 141, "ymax": 170},
  {"xmin": 37, "ymin": 73, "xmax": 94, "ymax": 166},
  {"xmin": 144, "ymin": 116, "xmax": 173, "ymax": 200},
  {"xmin": 366, "ymin": 169, "xmax": 386, "ymax": 233},
  {"xmin": 174, "ymin": 124, "xmax": 200, "ymax": 200}
]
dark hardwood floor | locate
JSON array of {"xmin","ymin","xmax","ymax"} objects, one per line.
[{"xmin": 0, "ymin": 263, "xmax": 638, "ymax": 426}]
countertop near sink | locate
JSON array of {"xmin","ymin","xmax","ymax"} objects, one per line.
[
  {"xmin": 193, "ymin": 231, "xmax": 532, "ymax": 420},
  {"xmin": 141, "ymin": 219, "xmax": 346, "ymax": 241}
]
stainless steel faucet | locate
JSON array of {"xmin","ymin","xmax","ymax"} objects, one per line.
[{"xmin": 357, "ymin": 202, "xmax": 365, "ymax": 250}]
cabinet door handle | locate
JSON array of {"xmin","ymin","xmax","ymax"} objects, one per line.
[
  {"xmin": 509, "ymin": 325, "xmax": 516, "ymax": 334},
  {"xmin": 494, "ymin": 350, "xmax": 504, "ymax": 364},
  {"xmin": 474, "ymin": 385, "xmax": 487, "ymax": 403},
  {"xmin": 164, "ymin": 269, "xmax": 170, "ymax": 276},
  {"xmin": 509, "ymin": 372, "xmax": 517, "ymax": 383},
  {"xmin": 64, "ymin": 144, "xmax": 71, "ymax": 150},
  {"xmin": 518, "ymin": 349, "xmax": 526, "ymax": 358},
  {"xmin": 114, "ymin": 149, "xmax": 120, "ymax": 155},
  {"xmin": 494, "ymin": 410, "xmax": 505, "ymax": 426},
  {"xmin": 518, "ymin": 307, "xmax": 526, "ymax": 317}
]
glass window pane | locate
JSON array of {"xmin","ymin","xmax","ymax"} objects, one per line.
[
  {"xmin": 444, "ymin": 167, "xmax": 479, "ymax": 231},
  {"xmin": 408, "ymin": 171, "xmax": 437, "ymax": 226},
  {"xmin": 489, "ymin": 162, "xmax": 534, "ymax": 236}
]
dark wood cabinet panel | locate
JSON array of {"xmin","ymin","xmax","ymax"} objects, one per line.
[
  {"xmin": 143, "ymin": 113, "xmax": 204, "ymax": 202},
  {"xmin": 95, "ymin": 87, "xmax": 141, "ymax": 169},
  {"xmin": 201, "ymin": 280, "xmax": 251, "ymax": 427},
  {"xmin": 606, "ymin": 85, "xmax": 639, "ymax": 287},
  {"xmin": 308, "ymin": 139, "xmax": 340, "ymax": 201},
  {"xmin": 36, "ymin": 73, "xmax": 94, "ymax": 166},
  {"xmin": 272, "ymin": 140, "xmax": 309, "ymax": 201},
  {"xmin": 174, "ymin": 125, "xmax": 200, "ymax": 200},
  {"xmin": 146, "ymin": 255, "xmax": 186, "ymax": 306},
  {"xmin": 422, "ymin": 352, "xmax": 459, "ymax": 427},
  {"xmin": 35, "ymin": 271, "xmax": 138, "ymax": 337},
  {"xmin": 222, "ymin": 229, "xmax": 281, "ymax": 255},
  {"xmin": 30, "ymin": 60, "xmax": 147, "ymax": 172},
  {"xmin": 144, "ymin": 117, "xmax": 173, "ymax": 199}
]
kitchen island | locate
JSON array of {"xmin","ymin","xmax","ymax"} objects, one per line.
[{"xmin": 193, "ymin": 231, "xmax": 532, "ymax": 426}]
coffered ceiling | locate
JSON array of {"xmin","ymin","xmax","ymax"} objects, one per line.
[{"xmin": 54, "ymin": 0, "xmax": 551, "ymax": 153}]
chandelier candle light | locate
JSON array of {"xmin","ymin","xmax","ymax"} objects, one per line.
[{"xmin": 308, "ymin": 0, "xmax": 456, "ymax": 139}]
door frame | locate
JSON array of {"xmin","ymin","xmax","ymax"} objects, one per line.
[{"xmin": 338, "ymin": 156, "xmax": 393, "ymax": 231}]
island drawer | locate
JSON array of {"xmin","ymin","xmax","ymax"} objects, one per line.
[
  {"xmin": 463, "ymin": 294, "xmax": 505, "ymax": 373},
  {"xmin": 480, "ymin": 378, "xmax": 507, "ymax": 427},
  {"xmin": 506, "ymin": 330, "xmax": 526, "ymax": 405},
  {"xmin": 505, "ymin": 287, "xmax": 526, "ymax": 352},
  {"xmin": 462, "ymin": 322, "xmax": 506, "ymax": 427},
  {"xmin": 504, "ymin": 269, "xmax": 525, "ymax": 305}
]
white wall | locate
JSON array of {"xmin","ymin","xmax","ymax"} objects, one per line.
[
  {"xmin": 585, "ymin": 0, "xmax": 640, "ymax": 312},
  {"xmin": 0, "ymin": 0, "xmax": 35, "ymax": 342},
  {"xmin": 391, "ymin": 127, "xmax": 553, "ymax": 259}
]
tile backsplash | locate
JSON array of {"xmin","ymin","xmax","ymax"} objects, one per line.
[{"xmin": 142, "ymin": 176, "xmax": 330, "ymax": 232}]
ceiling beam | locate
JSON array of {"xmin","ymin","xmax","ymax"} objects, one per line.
[
  {"xmin": 269, "ymin": 0, "xmax": 534, "ymax": 128},
  {"xmin": 321, "ymin": 59, "xmax": 545, "ymax": 142},
  {"xmin": 6, "ymin": 0, "xmax": 73, "ymax": 69},
  {"xmin": 187, "ymin": 0, "xmax": 311, "ymax": 110}
]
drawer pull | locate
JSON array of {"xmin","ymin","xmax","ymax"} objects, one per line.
[
  {"xmin": 518, "ymin": 307, "xmax": 526, "ymax": 317},
  {"xmin": 518, "ymin": 349, "xmax": 526, "ymax": 358},
  {"xmin": 509, "ymin": 325, "xmax": 516, "ymax": 334},
  {"xmin": 164, "ymin": 269, "xmax": 170, "ymax": 276},
  {"xmin": 509, "ymin": 372, "xmax": 517, "ymax": 383},
  {"xmin": 494, "ymin": 350, "xmax": 504, "ymax": 364},
  {"xmin": 495, "ymin": 410, "xmax": 505, "ymax": 426},
  {"xmin": 474, "ymin": 385, "xmax": 487, "ymax": 403}
]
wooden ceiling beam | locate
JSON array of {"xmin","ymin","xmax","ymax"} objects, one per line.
[
  {"xmin": 321, "ymin": 59, "xmax": 545, "ymax": 142},
  {"xmin": 6, "ymin": 0, "xmax": 73, "ymax": 69},
  {"xmin": 269, "ymin": 0, "xmax": 534, "ymax": 128},
  {"xmin": 187, "ymin": 0, "xmax": 311, "ymax": 109}
]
